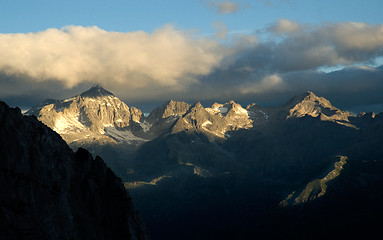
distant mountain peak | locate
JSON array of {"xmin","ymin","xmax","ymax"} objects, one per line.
[
  {"xmin": 286, "ymin": 91, "xmax": 353, "ymax": 122},
  {"xmin": 303, "ymin": 90, "xmax": 320, "ymax": 100},
  {"xmin": 288, "ymin": 91, "xmax": 320, "ymax": 104},
  {"xmin": 80, "ymin": 84, "xmax": 114, "ymax": 98},
  {"xmin": 163, "ymin": 99, "xmax": 176, "ymax": 106},
  {"xmin": 191, "ymin": 101, "xmax": 204, "ymax": 109},
  {"xmin": 147, "ymin": 100, "xmax": 190, "ymax": 122}
]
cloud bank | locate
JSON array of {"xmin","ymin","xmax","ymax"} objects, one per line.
[
  {"xmin": 0, "ymin": 25, "xmax": 225, "ymax": 89},
  {"xmin": 1, "ymin": 20, "xmax": 383, "ymax": 112}
]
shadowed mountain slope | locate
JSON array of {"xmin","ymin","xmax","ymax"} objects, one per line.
[{"xmin": 0, "ymin": 101, "xmax": 150, "ymax": 240}]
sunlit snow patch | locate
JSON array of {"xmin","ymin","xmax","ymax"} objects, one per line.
[{"xmin": 53, "ymin": 113, "xmax": 86, "ymax": 134}]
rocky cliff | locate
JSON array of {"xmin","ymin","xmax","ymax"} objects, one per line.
[{"xmin": 0, "ymin": 101, "xmax": 150, "ymax": 240}]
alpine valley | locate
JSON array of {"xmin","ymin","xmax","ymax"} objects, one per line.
[{"xmin": 26, "ymin": 85, "xmax": 383, "ymax": 239}]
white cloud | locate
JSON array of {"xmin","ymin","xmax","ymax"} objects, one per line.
[
  {"xmin": 0, "ymin": 25, "xmax": 226, "ymax": 89},
  {"xmin": 269, "ymin": 19, "xmax": 302, "ymax": 34}
]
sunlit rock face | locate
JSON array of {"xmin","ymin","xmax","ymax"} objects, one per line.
[
  {"xmin": 286, "ymin": 91, "xmax": 353, "ymax": 122},
  {"xmin": 280, "ymin": 155, "xmax": 348, "ymax": 206},
  {"xmin": 172, "ymin": 101, "xmax": 253, "ymax": 138},
  {"xmin": 0, "ymin": 101, "xmax": 150, "ymax": 240},
  {"xmin": 30, "ymin": 86, "xmax": 256, "ymax": 145},
  {"xmin": 147, "ymin": 100, "xmax": 191, "ymax": 122},
  {"xmin": 172, "ymin": 101, "xmax": 227, "ymax": 137},
  {"xmin": 206, "ymin": 100, "xmax": 253, "ymax": 131},
  {"xmin": 27, "ymin": 85, "xmax": 145, "ymax": 145}
]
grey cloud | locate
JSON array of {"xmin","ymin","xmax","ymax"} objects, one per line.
[
  {"xmin": 195, "ymin": 66, "xmax": 383, "ymax": 112},
  {"xmin": 234, "ymin": 20, "xmax": 383, "ymax": 74}
]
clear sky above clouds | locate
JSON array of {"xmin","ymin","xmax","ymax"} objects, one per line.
[
  {"xmin": 1, "ymin": 0, "xmax": 383, "ymax": 112},
  {"xmin": 1, "ymin": 0, "xmax": 382, "ymax": 33}
]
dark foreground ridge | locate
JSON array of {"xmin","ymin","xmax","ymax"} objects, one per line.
[{"xmin": 0, "ymin": 101, "xmax": 150, "ymax": 240}]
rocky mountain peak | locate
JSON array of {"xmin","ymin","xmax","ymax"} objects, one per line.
[
  {"xmin": 226, "ymin": 101, "xmax": 248, "ymax": 115},
  {"xmin": 190, "ymin": 101, "xmax": 204, "ymax": 110},
  {"xmin": 287, "ymin": 91, "xmax": 326, "ymax": 106},
  {"xmin": 161, "ymin": 100, "xmax": 190, "ymax": 118},
  {"xmin": 147, "ymin": 100, "xmax": 190, "ymax": 123},
  {"xmin": 27, "ymin": 86, "xmax": 148, "ymax": 145},
  {"xmin": 207, "ymin": 101, "xmax": 247, "ymax": 116},
  {"xmin": 80, "ymin": 84, "xmax": 114, "ymax": 98},
  {"xmin": 286, "ymin": 91, "xmax": 353, "ymax": 123},
  {"xmin": 171, "ymin": 100, "xmax": 252, "ymax": 138},
  {"xmin": 172, "ymin": 115, "xmax": 226, "ymax": 139}
]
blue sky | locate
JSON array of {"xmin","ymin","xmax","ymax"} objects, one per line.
[
  {"xmin": 1, "ymin": 0, "xmax": 383, "ymax": 112},
  {"xmin": 2, "ymin": 0, "xmax": 382, "ymax": 34}
]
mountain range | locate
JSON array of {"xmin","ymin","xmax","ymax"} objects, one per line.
[{"xmin": 25, "ymin": 85, "xmax": 383, "ymax": 239}]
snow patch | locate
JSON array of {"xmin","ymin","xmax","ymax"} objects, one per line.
[
  {"xmin": 258, "ymin": 110, "xmax": 269, "ymax": 120},
  {"xmin": 218, "ymin": 107, "xmax": 228, "ymax": 114},
  {"xmin": 139, "ymin": 121, "xmax": 152, "ymax": 132},
  {"xmin": 201, "ymin": 120, "xmax": 212, "ymax": 127},
  {"xmin": 63, "ymin": 97, "xmax": 75, "ymax": 103},
  {"xmin": 234, "ymin": 107, "xmax": 248, "ymax": 115},
  {"xmin": 53, "ymin": 113, "xmax": 86, "ymax": 134}
]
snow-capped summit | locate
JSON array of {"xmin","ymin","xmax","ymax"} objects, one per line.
[{"xmin": 28, "ymin": 85, "xmax": 144, "ymax": 145}]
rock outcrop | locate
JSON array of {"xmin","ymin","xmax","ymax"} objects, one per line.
[{"xmin": 0, "ymin": 101, "xmax": 150, "ymax": 240}]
